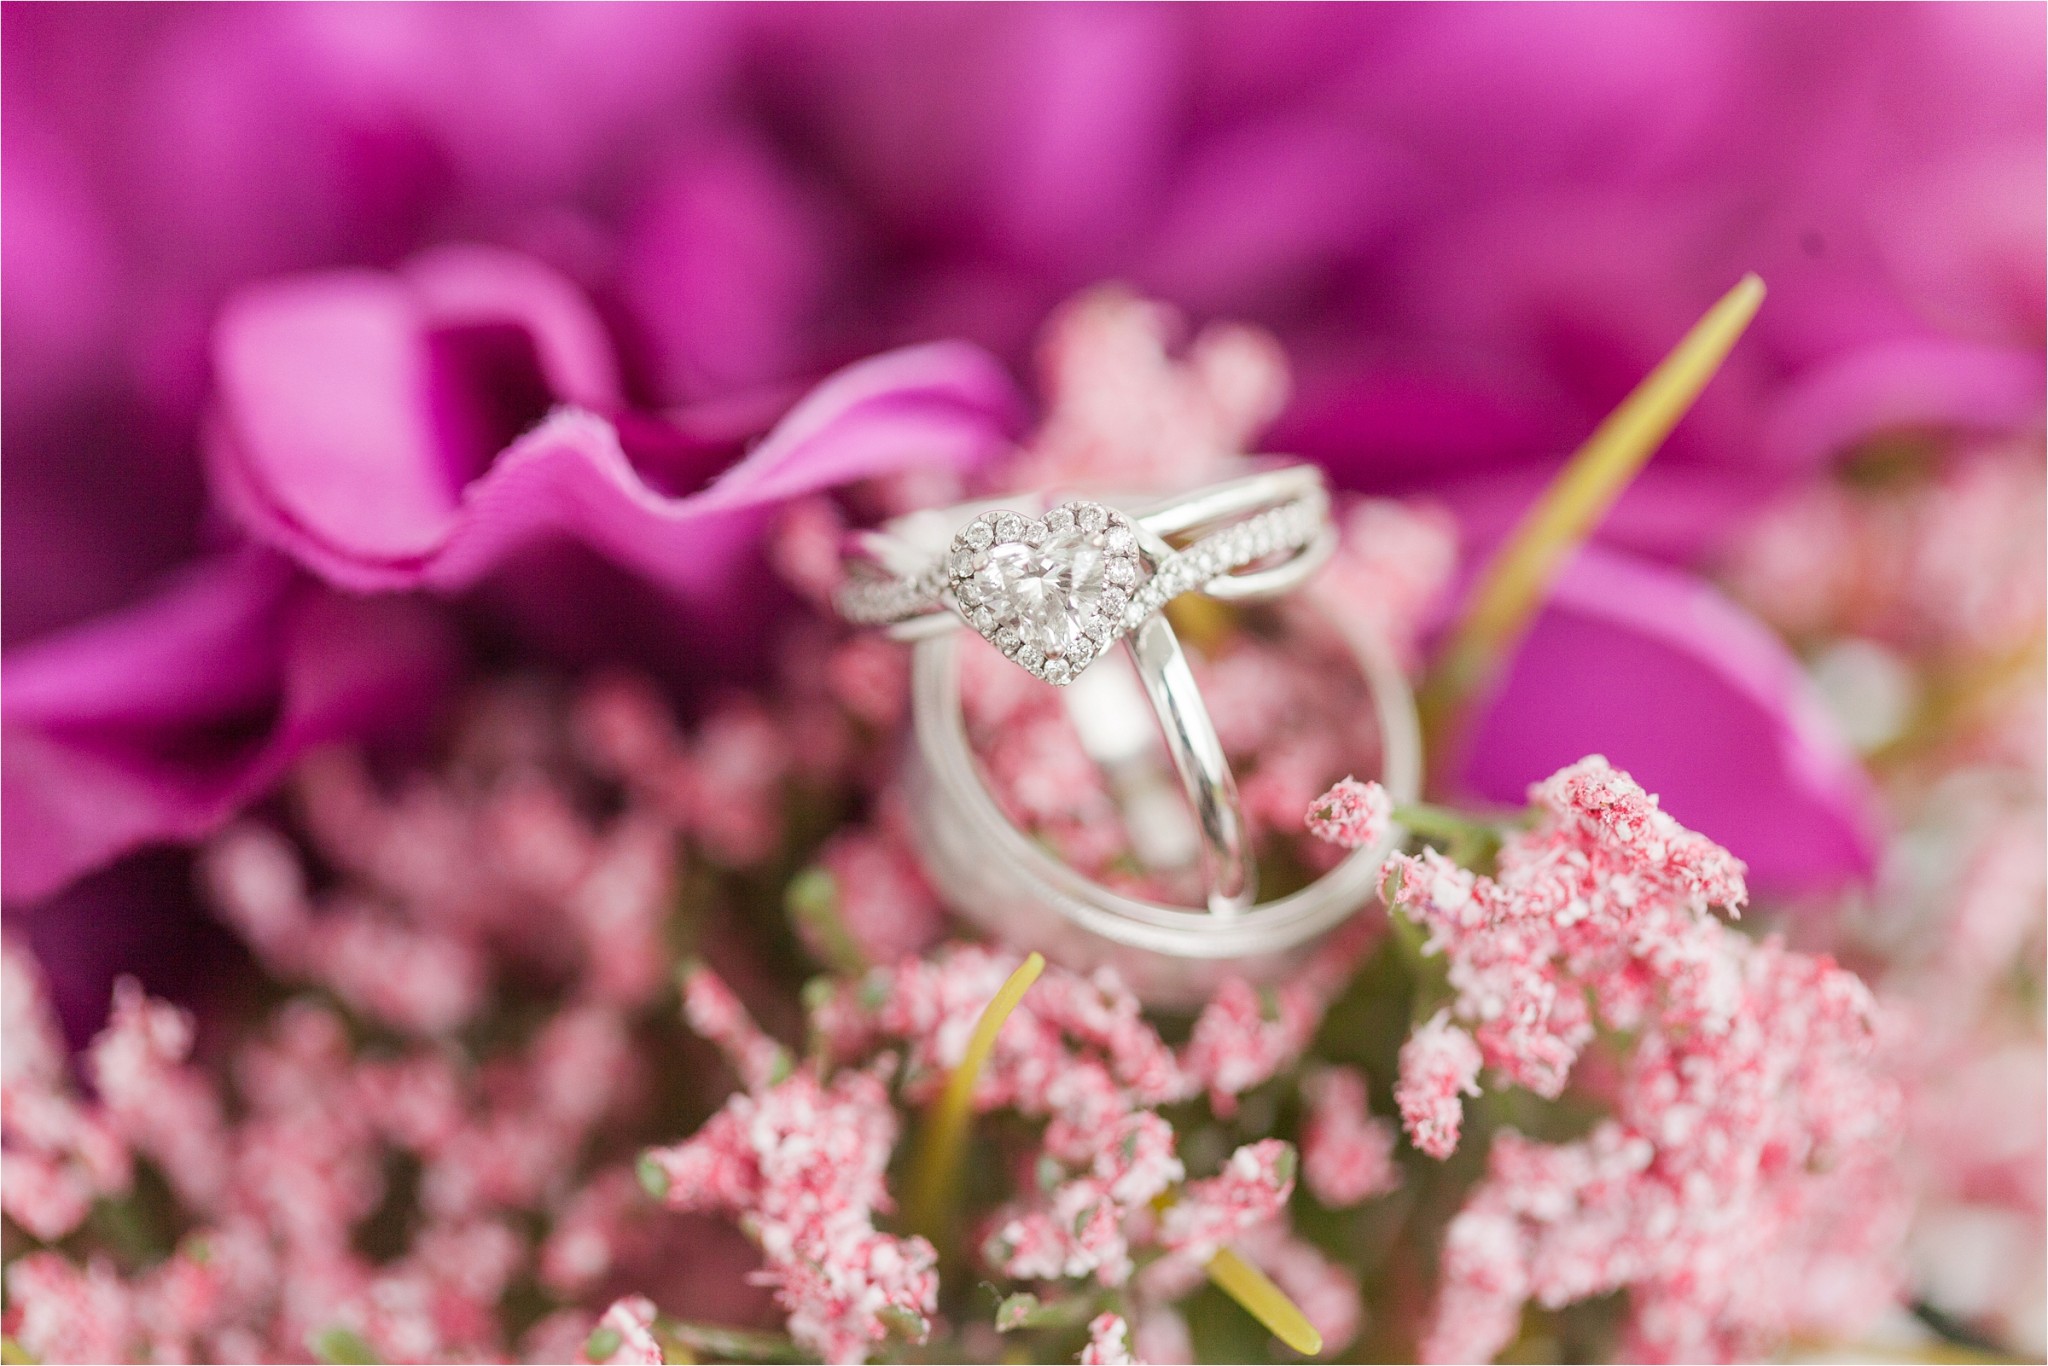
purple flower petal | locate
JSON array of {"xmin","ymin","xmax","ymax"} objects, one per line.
[
  {"xmin": 2, "ymin": 550, "xmax": 457, "ymax": 903},
  {"xmin": 1455, "ymin": 545, "xmax": 1883, "ymax": 897},
  {"xmin": 618, "ymin": 137, "xmax": 837, "ymax": 405},
  {"xmin": 1763, "ymin": 336, "xmax": 2048, "ymax": 470},
  {"xmin": 209, "ymin": 249, "xmax": 1025, "ymax": 606}
]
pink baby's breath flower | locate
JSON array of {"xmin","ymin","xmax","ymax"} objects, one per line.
[
  {"xmin": 2, "ymin": 943, "xmax": 65, "ymax": 1090},
  {"xmin": 1080, "ymin": 1311, "xmax": 1141, "ymax": 1365},
  {"xmin": 1157, "ymin": 1140, "xmax": 1297, "ymax": 1262},
  {"xmin": 540, "ymin": 1170, "xmax": 642, "ymax": 1296},
  {"xmin": 804, "ymin": 826, "xmax": 947, "ymax": 968},
  {"xmin": 571, "ymin": 672, "xmax": 684, "ymax": 788},
  {"xmin": 3, "ymin": 1150, "xmax": 101, "ymax": 1243},
  {"xmin": 1395, "ymin": 1012, "xmax": 1483, "ymax": 1161},
  {"xmin": 687, "ymin": 698, "xmax": 792, "ymax": 866},
  {"xmin": 8, "ymin": 1253, "xmax": 135, "ymax": 1364},
  {"xmin": 827, "ymin": 945, "xmax": 1189, "ymax": 1120},
  {"xmin": 485, "ymin": 774, "xmax": 598, "ymax": 900},
  {"xmin": 523, "ymin": 1310, "xmax": 600, "ymax": 1366},
  {"xmin": 681, "ymin": 963, "xmax": 793, "ymax": 1091},
  {"xmin": 311, "ymin": 905, "xmax": 488, "ymax": 1036},
  {"xmin": 1181, "ymin": 978, "xmax": 1314, "ymax": 1116},
  {"xmin": 528, "ymin": 1004, "xmax": 640, "ymax": 1134},
  {"xmin": 202, "ymin": 822, "xmax": 315, "ymax": 961},
  {"xmin": 581, "ymin": 1295, "xmax": 663, "ymax": 1365},
  {"xmin": 564, "ymin": 813, "xmax": 675, "ymax": 1007},
  {"xmin": 1533, "ymin": 757, "xmax": 1748, "ymax": 913},
  {"xmin": 1383, "ymin": 758, "xmax": 1752, "ymax": 1101},
  {"xmin": 1093, "ymin": 1110, "xmax": 1186, "ymax": 1209},
  {"xmin": 769, "ymin": 497, "xmax": 851, "ymax": 607},
  {"xmin": 1239, "ymin": 734, "xmax": 1352, "ymax": 853},
  {"xmin": 88, "ymin": 978, "xmax": 231, "ymax": 1212},
  {"xmin": 1417, "ymin": 922, "xmax": 1904, "ymax": 1361},
  {"xmin": 1317, "ymin": 499, "xmax": 1460, "ymax": 671},
  {"xmin": 2, "ymin": 946, "xmax": 133, "ymax": 1242},
  {"xmin": 1179, "ymin": 924, "xmax": 1374, "ymax": 1116},
  {"xmin": 1012, "ymin": 288, "xmax": 1286, "ymax": 493},
  {"xmin": 825, "ymin": 634, "xmax": 910, "ymax": 729},
  {"xmin": 1305, "ymin": 776, "xmax": 1392, "ymax": 850},
  {"xmin": 1418, "ymin": 1205, "xmax": 1529, "ymax": 1365},
  {"xmin": 989, "ymin": 1177, "xmax": 1136, "ymax": 1286},
  {"xmin": 643, "ymin": 1020, "xmax": 934, "ymax": 1364},
  {"xmin": 1300, "ymin": 1067, "xmax": 1401, "ymax": 1207}
]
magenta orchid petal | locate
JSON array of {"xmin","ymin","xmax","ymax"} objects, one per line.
[
  {"xmin": 212, "ymin": 253, "xmax": 1024, "ymax": 598},
  {"xmin": 1763, "ymin": 336, "xmax": 2048, "ymax": 470},
  {"xmin": 210, "ymin": 270, "xmax": 468, "ymax": 563},
  {"xmin": 1, "ymin": 549, "xmax": 291, "ymax": 728},
  {"xmin": 412, "ymin": 341, "xmax": 1022, "ymax": 605},
  {"xmin": 2, "ymin": 551, "xmax": 457, "ymax": 903},
  {"xmin": 618, "ymin": 137, "xmax": 837, "ymax": 405},
  {"xmin": 402, "ymin": 245, "xmax": 624, "ymax": 408},
  {"xmin": 1456, "ymin": 546, "xmax": 1884, "ymax": 896},
  {"xmin": 1139, "ymin": 113, "xmax": 1412, "ymax": 312},
  {"xmin": 208, "ymin": 246, "xmax": 626, "ymax": 566}
]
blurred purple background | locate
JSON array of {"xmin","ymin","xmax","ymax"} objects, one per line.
[{"xmin": 5, "ymin": 4, "xmax": 2043, "ymax": 1031}]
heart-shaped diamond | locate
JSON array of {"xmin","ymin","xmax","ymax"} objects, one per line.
[{"xmin": 947, "ymin": 501, "xmax": 1142, "ymax": 685}]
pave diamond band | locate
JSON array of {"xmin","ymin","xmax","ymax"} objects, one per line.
[
  {"xmin": 1116, "ymin": 489, "xmax": 1326, "ymax": 632},
  {"xmin": 836, "ymin": 470, "xmax": 1333, "ymax": 688},
  {"xmin": 836, "ymin": 464, "xmax": 1338, "ymax": 922}
]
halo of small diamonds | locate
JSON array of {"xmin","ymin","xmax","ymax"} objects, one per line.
[
  {"xmin": 834, "ymin": 485, "xmax": 1331, "ymax": 687},
  {"xmin": 946, "ymin": 501, "xmax": 1142, "ymax": 686}
]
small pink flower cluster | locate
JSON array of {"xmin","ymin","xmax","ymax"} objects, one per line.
[
  {"xmin": 1080, "ymin": 1310, "xmax": 1138, "ymax": 1365},
  {"xmin": 1380, "ymin": 757, "xmax": 1750, "ymax": 1104},
  {"xmin": 767, "ymin": 943, "xmax": 1376, "ymax": 1354},
  {"xmin": 3, "ymin": 949, "xmax": 134, "ymax": 1243},
  {"xmin": 1, "ymin": 945, "xmax": 644, "ymax": 1363},
  {"xmin": 642, "ymin": 971, "xmax": 938, "ymax": 1365},
  {"xmin": 1009, "ymin": 287, "xmax": 1290, "ymax": 494},
  {"xmin": 1393, "ymin": 1012, "xmax": 1484, "ymax": 1161},
  {"xmin": 2, "ymin": 672, "xmax": 897, "ymax": 1364},
  {"xmin": 1728, "ymin": 445, "xmax": 2045, "ymax": 658},
  {"xmin": 1299, "ymin": 1067, "xmax": 1402, "ymax": 1208},
  {"xmin": 1304, "ymin": 776, "xmax": 1393, "ymax": 851},
  {"xmin": 1180, "ymin": 923, "xmax": 1375, "ymax": 1116},
  {"xmin": 1306, "ymin": 759, "xmax": 1903, "ymax": 1362},
  {"xmin": 578, "ymin": 1294, "xmax": 664, "ymax": 1365},
  {"xmin": 1316, "ymin": 498, "xmax": 1461, "ymax": 672},
  {"xmin": 797, "ymin": 819, "xmax": 949, "ymax": 969},
  {"xmin": 1155, "ymin": 1139, "xmax": 1298, "ymax": 1262},
  {"xmin": 206, "ymin": 675, "xmax": 794, "ymax": 1031},
  {"xmin": 1422, "ymin": 940, "xmax": 1902, "ymax": 1363}
]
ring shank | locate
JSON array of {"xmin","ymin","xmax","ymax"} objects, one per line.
[
  {"xmin": 842, "ymin": 462, "xmax": 1334, "ymax": 920},
  {"xmin": 904, "ymin": 579, "xmax": 1421, "ymax": 1006},
  {"xmin": 1126, "ymin": 614, "xmax": 1252, "ymax": 915}
]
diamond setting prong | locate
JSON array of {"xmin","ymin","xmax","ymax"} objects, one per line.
[{"xmin": 946, "ymin": 501, "xmax": 1142, "ymax": 686}]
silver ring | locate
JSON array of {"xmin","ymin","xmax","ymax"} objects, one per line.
[
  {"xmin": 836, "ymin": 465, "xmax": 1336, "ymax": 917},
  {"xmin": 836, "ymin": 465, "xmax": 1336, "ymax": 657},
  {"xmin": 902, "ymin": 574, "xmax": 1421, "ymax": 1006}
]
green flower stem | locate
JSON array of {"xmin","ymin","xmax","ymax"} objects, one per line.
[
  {"xmin": 907, "ymin": 953, "xmax": 1045, "ymax": 1243},
  {"xmin": 1419, "ymin": 274, "xmax": 1766, "ymax": 777},
  {"xmin": 1392, "ymin": 802, "xmax": 1507, "ymax": 870},
  {"xmin": 654, "ymin": 1318, "xmax": 808, "ymax": 1364}
]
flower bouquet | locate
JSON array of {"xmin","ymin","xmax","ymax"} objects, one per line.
[{"xmin": 3, "ymin": 8, "xmax": 2041, "ymax": 1364}]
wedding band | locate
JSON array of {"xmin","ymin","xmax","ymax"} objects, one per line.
[
  {"xmin": 902, "ymin": 575, "xmax": 1421, "ymax": 1006},
  {"xmin": 835, "ymin": 465, "xmax": 1337, "ymax": 916}
]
